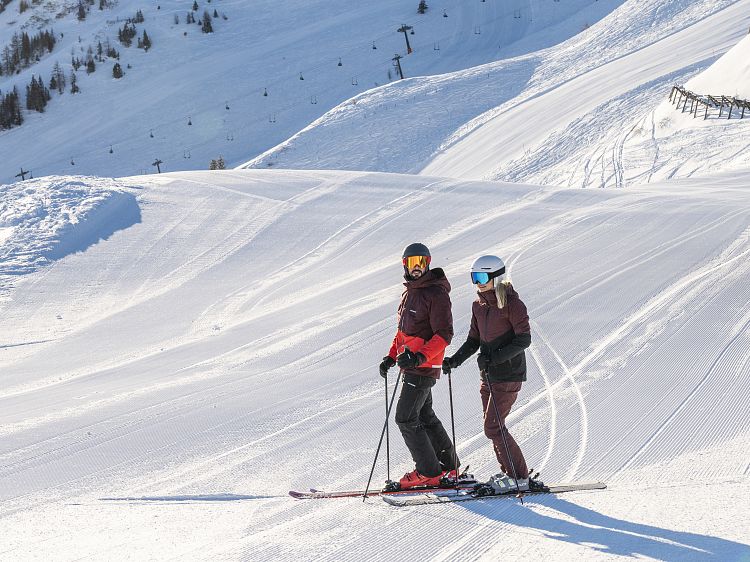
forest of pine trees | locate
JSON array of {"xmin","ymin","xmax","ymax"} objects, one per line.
[{"xmin": 0, "ymin": 30, "xmax": 57, "ymax": 76}]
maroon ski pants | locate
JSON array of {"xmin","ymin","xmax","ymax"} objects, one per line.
[{"xmin": 480, "ymin": 381, "xmax": 529, "ymax": 479}]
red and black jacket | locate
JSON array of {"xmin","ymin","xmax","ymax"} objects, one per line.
[{"xmin": 387, "ymin": 268, "xmax": 454, "ymax": 379}]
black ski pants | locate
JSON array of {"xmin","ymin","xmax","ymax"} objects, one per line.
[{"xmin": 394, "ymin": 373, "xmax": 459, "ymax": 477}]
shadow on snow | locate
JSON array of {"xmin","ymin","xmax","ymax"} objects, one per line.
[{"xmin": 460, "ymin": 494, "xmax": 750, "ymax": 561}]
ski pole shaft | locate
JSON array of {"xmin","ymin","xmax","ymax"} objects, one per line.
[
  {"xmin": 364, "ymin": 372, "xmax": 402, "ymax": 501},
  {"xmin": 483, "ymin": 371, "xmax": 522, "ymax": 497},
  {"xmin": 385, "ymin": 371, "xmax": 390, "ymax": 482},
  {"xmin": 447, "ymin": 370, "xmax": 459, "ymax": 487}
]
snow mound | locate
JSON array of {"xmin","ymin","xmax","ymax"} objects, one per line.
[
  {"xmin": 684, "ymin": 33, "xmax": 750, "ymax": 98},
  {"xmin": 0, "ymin": 176, "xmax": 141, "ymax": 294}
]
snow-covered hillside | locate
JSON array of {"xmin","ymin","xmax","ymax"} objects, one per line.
[
  {"xmin": 242, "ymin": 0, "xmax": 750, "ymax": 189},
  {"xmin": 1, "ymin": 169, "xmax": 749, "ymax": 560},
  {"xmin": 0, "ymin": 0, "xmax": 616, "ymax": 183}
]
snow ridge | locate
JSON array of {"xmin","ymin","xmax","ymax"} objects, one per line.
[{"xmin": 0, "ymin": 176, "xmax": 140, "ymax": 295}]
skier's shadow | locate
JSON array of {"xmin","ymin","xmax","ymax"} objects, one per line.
[
  {"xmin": 461, "ymin": 494, "xmax": 749, "ymax": 560},
  {"xmin": 98, "ymin": 493, "xmax": 276, "ymax": 503}
]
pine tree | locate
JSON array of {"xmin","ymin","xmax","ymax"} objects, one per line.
[
  {"xmin": 25, "ymin": 75, "xmax": 50, "ymax": 112},
  {"xmin": 1, "ymin": 87, "xmax": 24, "ymax": 130},
  {"xmin": 51, "ymin": 61, "xmax": 65, "ymax": 94},
  {"xmin": 418, "ymin": 0, "xmax": 428, "ymax": 14},
  {"xmin": 141, "ymin": 30, "xmax": 151, "ymax": 51},
  {"xmin": 201, "ymin": 11, "xmax": 213, "ymax": 33},
  {"xmin": 70, "ymin": 71, "xmax": 79, "ymax": 93},
  {"xmin": 86, "ymin": 58, "xmax": 95, "ymax": 73},
  {"xmin": 112, "ymin": 62, "xmax": 123, "ymax": 78},
  {"xmin": 192, "ymin": 1, "xmax": 198, "ymax": 11},
  {"xmin": 77, "ymin": 1, "xmax": 86, "ymax": 20}
]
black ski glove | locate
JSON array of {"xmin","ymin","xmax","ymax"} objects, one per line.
[
  {"xmin": 477, "ymin": 353, "xmax": 491, "ymax": 372},
  {"xmin": 379, "ymin": 356, "xmax": 396, "ymax": 378},
  {"xmin": 442, "ymin": 356, "xmax": 458, "ymax": 375},
  {"xmin": 397, "ymin": 349, "xmax": 426, "ymax": 369}
]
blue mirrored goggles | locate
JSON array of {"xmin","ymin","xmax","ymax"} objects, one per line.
[
  {"xmin": 470, "ymin": 272, "xmax": 490, "ymax": 285},
  {"xmin": 470, "ymin": 267, "xmax": 505, "ymax": 285}
]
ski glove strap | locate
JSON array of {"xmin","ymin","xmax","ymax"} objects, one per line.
[{"xmin": 397, "ymin": 350, "xmax": 426, "ymax": 369}]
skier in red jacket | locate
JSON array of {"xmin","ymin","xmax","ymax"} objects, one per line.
[{"xmin": 379, "ymin": 243, "xmax": 460, "ymax": 490}]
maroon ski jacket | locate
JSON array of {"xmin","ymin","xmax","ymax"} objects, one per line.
[{"xmin": 450, "ymin": 285, "xmax": 531, "ymax": 382}]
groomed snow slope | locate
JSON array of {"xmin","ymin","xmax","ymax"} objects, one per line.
[{"xmin": 1, "ymin": 170, "xmax": 749, "ymax": 560}]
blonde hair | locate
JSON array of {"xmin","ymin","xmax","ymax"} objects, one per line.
[{"xmin": 494, "ymin": 279, "xmax": 512, "ymax": 309}]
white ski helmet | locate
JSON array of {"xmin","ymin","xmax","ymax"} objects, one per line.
[{"xmin": 470, "ymin": 255, "xmax": 505, "ymax": 285}]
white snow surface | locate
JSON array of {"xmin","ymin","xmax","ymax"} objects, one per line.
[
  {"xmin": 3, "ymin": 0, "xmax": 750, "ymax": 558},
  {"xmin": 0, "ymin": 176, "xmax": 140, "ymax": 298},
  {"xmin": 684, "ymin": 33, "xmax": 750, "ymax": 98},
  {"xmin": 1, "ymin": 169, "xmax": 749, "ymax": 560}
]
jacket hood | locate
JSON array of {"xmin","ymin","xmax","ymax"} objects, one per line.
[{"xmin": 404, "ymin": 267, "xmax": 451, "ymax": 293}]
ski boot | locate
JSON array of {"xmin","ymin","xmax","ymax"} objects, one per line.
[
  {"xmin": 473, "ymin": 469, "xmax": 548, "ymax": 496},
  {"xmin": 439, "ymin": 465, "xmax": 476, "ymax": 488}
]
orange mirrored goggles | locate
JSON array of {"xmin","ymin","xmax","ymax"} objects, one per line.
[{"xmin": 403, "ymin": 255, "xmax": 431, "ymax": 269}]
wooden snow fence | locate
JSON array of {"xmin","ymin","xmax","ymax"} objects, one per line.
[{"xmin": 669, "ymin": 85, "xmax": 750, "ymax": 120}]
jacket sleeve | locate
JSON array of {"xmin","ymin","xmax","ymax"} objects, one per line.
[
  {"xmin": 417, "ymin": 289, "xmax": 453, "ymax": 363},
  {"xmin": 491, "ymin": 298, "xmax": 531, "ymax": 364},
  {"xmin": 387, "ymin": 333, "xmax": 399, "ymax": 360},
  {"xmin": 450, "ymin": 336, "xmax": 480, "ymax": 366}
]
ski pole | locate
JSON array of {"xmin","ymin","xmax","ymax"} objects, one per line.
[
  {"xmin": 363, "ymin": 371, "xmax": 402, "ymax": 501},
  {"xmin": 447, "ymin": 370, "xmax": 459, "ymax": 488},
  {"xmin": 385, "ymin": 371, "xmax": 390, "ymax": 483},
  {"xmin": 483, "ymin": 370, "xmax": 522, "ymax": 498}
]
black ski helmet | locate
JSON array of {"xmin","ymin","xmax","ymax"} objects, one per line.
[{"xmin": 402, "ymin": 242, "xmax": 431, "ymax": 259}]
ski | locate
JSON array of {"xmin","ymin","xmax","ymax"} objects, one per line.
[
  {"xmin": 382, "ymin": 481, "xmax": 607, "ymax": 507},
  {"xmin": 289, "ymin": 482, "xmax": 477, "ymax": 500},
  {"xmin": 289, "ymin": 475, "xmax": 478, "ymax": 500}
]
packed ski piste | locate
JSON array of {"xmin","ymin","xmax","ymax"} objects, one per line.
[{"xmin": 290, "ymin": 243, "xmax": 606, "ymax": 507}]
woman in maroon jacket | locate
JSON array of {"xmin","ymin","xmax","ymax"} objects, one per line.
[{"xmin": 443, "ymin": 254, "xmax": 532, "ymax": 493}]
